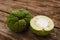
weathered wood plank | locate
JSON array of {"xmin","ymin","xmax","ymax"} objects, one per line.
[
  {"xmin": 0, "ymin": 8, "xmax": 57, "ymax": 40},
  {"xmin": 0, "ymin": 1, "xmax": 60, "ymax": 28},
  {"xmin": 56, "ymin": 29, "xmax": 60, "ymax": 40},
  {"xmin": 0, "ymin": 0, "xmax": 60, "ymax": 40}
]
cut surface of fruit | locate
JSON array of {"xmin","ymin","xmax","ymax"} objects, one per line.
[
  {"xmin": 30, "ymin": 15, "xmax": 54, "ymax": 31},
  {"xmin": 36, "ymin": 17, "xmax": 49, "ymax": 30}
]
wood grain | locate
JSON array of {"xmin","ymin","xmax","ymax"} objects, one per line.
[{"xmin": 0, "ymin": 0, "xmax": 60, "ymax": 40}]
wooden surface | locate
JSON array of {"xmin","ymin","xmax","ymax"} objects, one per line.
[{"xmin": 0, "ymin": 0, "xmax": 60, "ymax": 40}]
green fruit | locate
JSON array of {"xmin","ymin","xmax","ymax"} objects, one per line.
[
  {"xmin": 30, "ymin": 15, "xmax": 54, "ymax": 36},
  {"xmin": 7, "ymin": 9, "xmax": 31, "ymax": 32}
]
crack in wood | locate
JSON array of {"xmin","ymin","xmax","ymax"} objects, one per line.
[
  {"xmin": 54, "ymin": 27, "xmax": 60, "ymax": 29},
  {"xmin": 0, "ymin": 10, "xmax": 9, "ymax": 14},
  {"xmin": 0, "ymin": 10, "xmax": 60, "ymax": 30}
]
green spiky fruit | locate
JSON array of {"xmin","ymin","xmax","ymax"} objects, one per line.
[
  {"xmin": 7, "ymin": 9, "xmax": 31, "ymax": 32},
  {"xmin": 30, "ymin": 15, "xmax": 54, "ymax": 36}
]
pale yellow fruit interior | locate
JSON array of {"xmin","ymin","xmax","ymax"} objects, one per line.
[
  {"xmin": 36, "ymin": 17, "xmax": 49, "ymax": 30},
  {"xmin": 30, "ymin": 15, "xmax": 54, "ymax": 31}
]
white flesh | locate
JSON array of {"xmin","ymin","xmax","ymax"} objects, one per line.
[{"xmin": 30, "ymin": 15, "xmax": 54, "ymax": 31}]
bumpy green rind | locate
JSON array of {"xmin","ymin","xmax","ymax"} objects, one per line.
[
  {"xmin": 30, "ymin": 27, "xmax": 53, "ymax": 36},
  {"xmin": 7, "ymin": 9, "xmax": 31, "ymax": 32}
]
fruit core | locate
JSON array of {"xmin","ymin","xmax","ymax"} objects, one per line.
[{"xmin": 36, "ymin": 17, "xmax": 49, "ymax": 30}]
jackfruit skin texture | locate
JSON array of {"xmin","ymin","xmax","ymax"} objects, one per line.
[{"xmin": 7, "ymin": 9, "xmax": 31, "ymax": 32}]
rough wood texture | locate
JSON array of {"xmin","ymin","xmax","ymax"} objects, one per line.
[{"xmin": 0, "ymin": 0, "xmax": 60, "ymax": 40}]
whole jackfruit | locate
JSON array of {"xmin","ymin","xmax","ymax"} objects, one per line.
[{"xmin": 7, "ymin": 9, "xmax": 31, "ymax": 32}]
